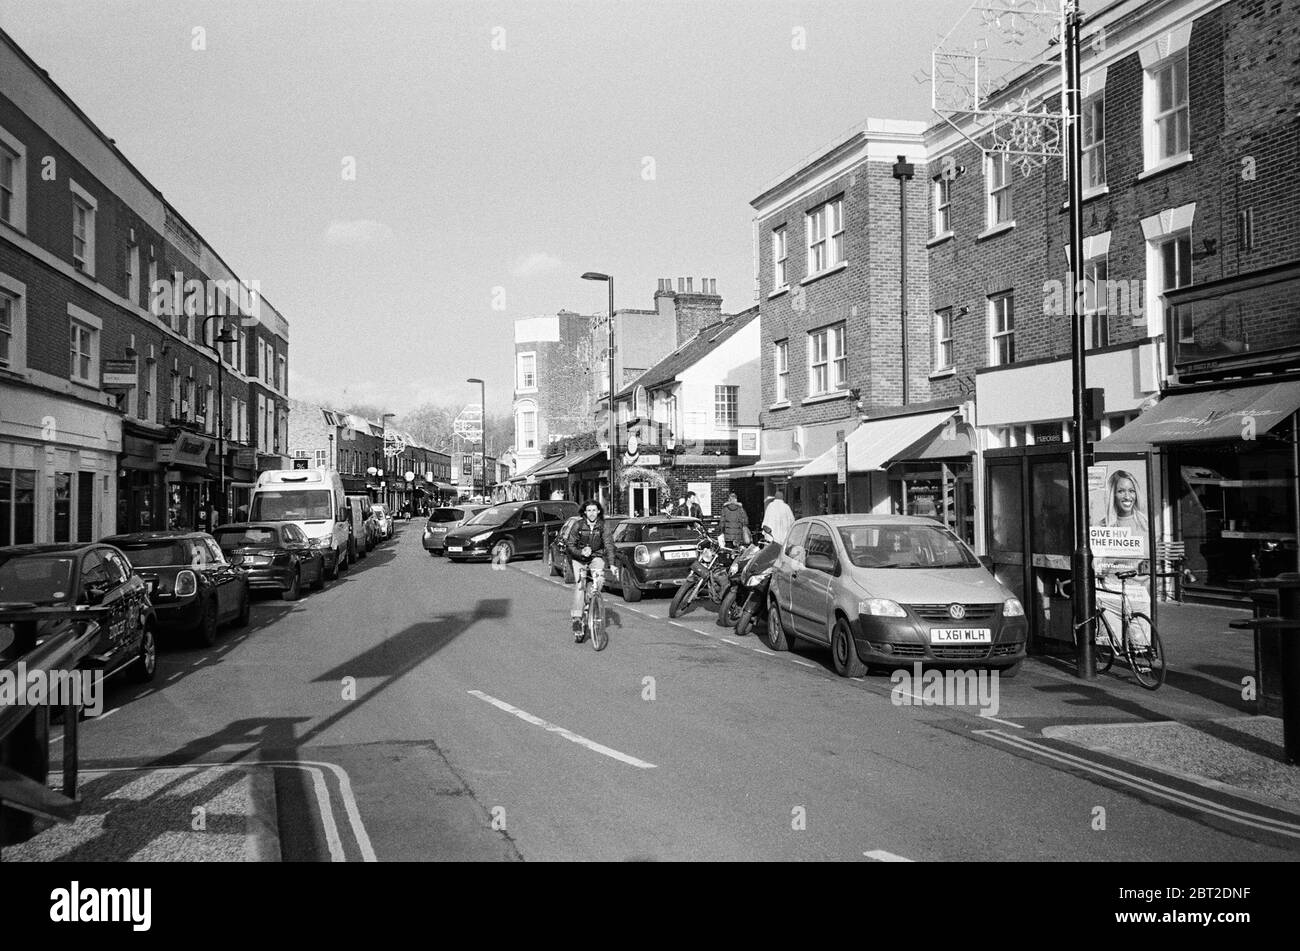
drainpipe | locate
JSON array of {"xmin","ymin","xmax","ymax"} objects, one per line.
[{"xmin": 893, "ymin": 155, "xmax": 915, "ymax": 405}]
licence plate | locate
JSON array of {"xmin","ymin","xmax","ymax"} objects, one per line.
[
  {"xmin": 930, "ymin": 628, "xmax": 992, "ymax": 644},
  {"xmin": 446, "ymin": 546, "xmax": 462, "ymax": 553},
  {"xmin": 663, "ymin": 549, "xmax": 695, "ymax": 561}
]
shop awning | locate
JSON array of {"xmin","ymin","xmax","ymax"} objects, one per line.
[
  {"xmin": 718, "ymin": 457, "xmax": 810, "ymax": 479},
  {"xmin": 794, "ymin": 410, "xmax": 957, "ymax": 478},
  {"xmin": 531, "ymin": 448, "xmax": 607, "ymax": 480},
  {"xmin": 1094, "ymin": 381, "xmax": 1300, "ymax": 453},
  {"xmin": 430, "ymin": 481, "xmax": 455, "ymax": 491},
  {"xmin": 509, "ymin": 456, "xmax": 562, "ymax": 483}
]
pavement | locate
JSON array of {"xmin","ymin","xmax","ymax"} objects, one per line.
[{"xmin": 4, "ymin": 525, "xmax": 1296, "ymax": 861}]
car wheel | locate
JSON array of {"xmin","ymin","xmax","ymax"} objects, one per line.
[
  {"xmin": 491, "ymin": 539, "xmax": 514, "ymax": 563},
  {"xmin": 129, "ymin": 624, "xmax": 157, "ymax": 683},
  {"xmin": 325, "ymin": 553, "xmax": 339, "ymax": 581},
  {"xmin": 310, "ymin": 561, "xmax": 325, "ymax": 590},
  {"xmin": 194, "ymin": 599, "xmax": 219, "ymax": 647},
  {"xmin": 831, "ymin": 616, "xmax": 867, "ymax": 678},
  {"xmin": 765, "ymin": 595, "xmax": 792, "ymax": 651},
  {"xmin": 235, "ymin": 588, "xmax": 251, "ymax": 627},
  {"xmin": 621, "ymin": 574, "xmax": 642, "ymax": 602},
  {"xmin": 282, "ymin": 569, "xmax": 302, "ymax": 602}
]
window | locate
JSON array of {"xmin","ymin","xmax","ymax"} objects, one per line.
[
  {"xmin": 774, "ymin": 339, "xmax": 789, "ymax": 402},
  {"xmin": 772, "ymin": 227, "xmax": 789, "ymax": 288},
  {"xmin": 54, "ymin": 472, "xmax": 72, "ymax": 543},
  {"xmin": 934, "ymin": 177, "xmax": 952, "ymax": 234},
  {"xmin": 276, "ymin": 353, "xmax": 286, "ymax": 392},
  {"xmin": 69, "ymin": 319, "xmax": 96, "ymax": 384},
  {"xmin": 147, "ymin": 258, "xmax": 158, "ymax": 314},
  {"xmin": 1082, "ymin": 95, "xmax": 1106, "ymax": 189},
  {"xmin": 809, "ymin": 323, "xmax": 847, "ymax": 395},
  {"xmin": 185, "ymin": 377, "xmax": 196, "ymax": 421},
  {"xmin": 1150, "ymin": 54, "xmax": 1189, "ymax": 163},
  {"xmin": 989, "ymin": 293, "xmax": 1015, "ymax": 366},
  {"xmin": 142, "ymin": 360, "xmax": 157, "ymax": 421},
  {"xmin": 934, "ymin": 309, "xmax": 954, "ymax": 371},
  {"xmin": 714, "ymin": 385, "xmax": 739, "ymax": 428},
  {"xmin": 987, "ymin": 153, "xmax": 1012, "ymax": 226},
  {"xmin": 517, "ymin": 352, "xmax": 536, "ymax": 390},
  {"xmin": 77, "ymin": 471, "xmax": 95, "ymax": 542},
  {"xmin": 1160, "ymin": 233, "xmax": 1193, "ymax": 342},
  {"xmin": 169, "ymin": 372, "xmax": 181, "ymax": 419},
  {"xmin": 0, "ymin": 126, "xmax": 26, "ymax": 232},
  {"xmin": 1083, "ymin": 254, "xmax": 1109, "ymax": 349},
  {"xmin": 70, "ymin": 181, "xmax": 97, "ymax": 277},
  {"xmin": 806, "ymin": 197, "xmax": 845, "ymax": 275},
  {"xmin": 0, "ymin": 283, "xmax": 20, "ymax": 370},
  {"xmin": 518, "ymin": 407, "xmax": 537, "ymax": 451},
  {"xmin": 0, "ymin": 468, "xmax": 36, "ymax": 545},
  {"xmin": 125, "ymin": 244, "xmax": 140, "ymax": 306}
]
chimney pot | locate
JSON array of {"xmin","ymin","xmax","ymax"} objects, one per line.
[
  {"xmin": 686, "ymin": 277, "xmax": 694, "ymax": 292},
  {"xmin": 677, "ymin": 278, "xmax": 685, "ymax": 292}
]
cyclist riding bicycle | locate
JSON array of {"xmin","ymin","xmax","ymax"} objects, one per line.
[{"xmin": 566, "ymin": 499, "xmax": 609, "ymax": 641}]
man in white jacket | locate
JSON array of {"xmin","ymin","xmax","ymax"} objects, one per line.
[{"xmin": 762, "ymin": 490, "xmax": 795, "ymax": 545}]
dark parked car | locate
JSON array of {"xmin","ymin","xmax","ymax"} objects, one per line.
[
  {"xmin": 103, "ymin": 531, "xmax": 249, "ymax": 646},
  {"xmin": 423, "ymin": 504, "xmax": 488, "ymax": 555},
  {"xmin": 444, "ymin": 500, "xmax": 578, "ymax": 563},
  {"xmin": 546, "ymin": 514, "xmax": 629, "ymax": 584},
  {"xmin": 601, "ymin": 516, "xmax": 703, "ymax": 602},
  {"xmin": 211, "ymin": 522, "xmax": 325, "ymax": 600},
  {"xmin": 0, "ymin": 542, "xmax": 156, "ymax": 684}
]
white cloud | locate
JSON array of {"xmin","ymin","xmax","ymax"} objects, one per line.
[
  {"xmin": 323, "ymin": 219, "xmax": 393, "ymax": 246},
  {"xmin": 511, "ymin": 251, "xmax": 567, "ymax": 278}
]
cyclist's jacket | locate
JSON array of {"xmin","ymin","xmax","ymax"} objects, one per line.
[{"xmin": 566, "ymin": 518, "xmax": 608, "ymax": 563}]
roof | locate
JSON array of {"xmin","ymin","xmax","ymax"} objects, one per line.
[
  {"xmin": 615, "ymin": 307, "xmax": 759, "ymax": 401},
  {"xmin": 0, "ymin": 543, "xmax": 99, "ymax": 556}
]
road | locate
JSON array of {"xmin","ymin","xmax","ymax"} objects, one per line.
[{"xmin": 64, "ymin": 522, "xmax": 1300, "ymax": 861}]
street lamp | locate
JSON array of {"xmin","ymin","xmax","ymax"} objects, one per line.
[
  {"xmin": 200, "ymin": 314, "xmax": 238, "ymax": 524},
  {"xmin": 582, "ymin": 271, "xmax": 616, "ymax": 514},
  {"xmin": 380, "ymin": 412, "xmax": 396, "ymax": 511},
  {"xmin": 467, "ymin": 378, "xmax": 485, "ymax": 502}
]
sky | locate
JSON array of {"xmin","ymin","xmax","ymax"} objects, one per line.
[{"xmin": 2, "ymin": 0, "xmax": 980, "ymax": 416}]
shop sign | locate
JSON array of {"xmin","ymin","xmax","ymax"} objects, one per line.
[
  {"xmin": 161, "ymin": 433, "xmax": 213, "ymax": 470},
  {"xmin": 102, "ymin": 359, "xmax": 138, "ymax": 390},
  {"xmin": 836, "ymin": 430, "xmax": 847, "ymax": 486}
]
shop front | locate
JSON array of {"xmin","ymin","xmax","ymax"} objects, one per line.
[
  {"xmin": 159, "ymin": 431, "xmax": 216, "ymax": 531},
  {"xmin": 117, "ymin": 422, "xmax": 167, "ymax": 534}
]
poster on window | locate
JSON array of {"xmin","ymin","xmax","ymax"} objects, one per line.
[{"xmin": 1087, "ymin": 461, "xmax": 1150, "ymax": 566}]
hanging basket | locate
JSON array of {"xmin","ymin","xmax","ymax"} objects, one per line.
[{"xmin": 618, "ymin": 465, "xmax": 669, "ymax": 491}]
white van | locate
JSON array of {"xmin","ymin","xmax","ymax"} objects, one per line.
[{"xmin": 249, "ymin": 469, "xmax": 350, "ymax": 579}]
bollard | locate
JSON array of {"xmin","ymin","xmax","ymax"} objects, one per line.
[{"xmin": 1232, "ymin": 575, "xmax": 1300, "ymax": 765}]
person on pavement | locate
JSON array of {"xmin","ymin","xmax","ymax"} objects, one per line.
[
  {"xmin": 719, "ymin": 491, "xmax": 749, "ymax": 549},
  {"xmin": 566, "ymin": 499, "xmax": 609, "ymax": 641},
  {"xmin": 762, "ymin": 490, "xmax": 795, "ymax": 545},
  {"xmin": 684, "ymin": 491, "xmax": 704, "ymax": 520}
]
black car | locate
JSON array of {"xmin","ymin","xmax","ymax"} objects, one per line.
[
  {"xmin": 211, "ymin": 522, "xmax": 325, "ymax": 600},
  {"xmin": 444, "ymin": 500, "xmax": 578, "ymax": 563},
  {"xmin": 103, "ymin": 531, "xmax": 249, "ymax": 646},
  {"xmin": 546, "ymin": 515, "xmax": 627, "ymax": 584},
  {"xmin": 0, "ymin": 542, "xmax": 156, "ymax": 684},
  {"xmin": 603, "ymin": 517, "xmax": 702, "ymax": 601}
]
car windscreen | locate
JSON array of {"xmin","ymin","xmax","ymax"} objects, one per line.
[
  {"xmin": 463, "ymin": 506, "xmax": 513, "ymax": 527},
  {"xmin": 250, "ymin": 490, "xmax": 333, "ymax": 521},
  {"xmin": 837, "ymin": 524, "xmax": 980, "ymax": 569},
  {"xmin": 641, "ymin": 522, "xmax": 700, "ymax": 543},
  {"xmin": 213, "ymin": 527, "xmax": 280, "ymax": 548},
  {"xmin": 0, "ymin": 554, "xmax": 76, "ymax": 605},
  {"xmin": 117, "ymin": 541, "xmax": 190, "ymax": 567},
  {"xmin": 428, "ymin": 508, "xmax": 465, "ymax": 523}
]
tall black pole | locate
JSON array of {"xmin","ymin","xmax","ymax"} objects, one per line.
[
  {"xmin": 893, "ymin": 156, "xmax": 915, "ymax": 405},
  {"xmin": 607, "ymin": 279, "xmax": 616, "ymax": 515},
  {"xmin": 1066, "ymin": 0, "xmax": 1097, "ymax": 678},
  {"xmin": 479, "ymin": 379, "xmax": 486, "ymax": 502}
]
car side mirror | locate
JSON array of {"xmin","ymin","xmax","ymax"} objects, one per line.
[
  {"xmin": 805, "ymin": 552, "xmax": 837, "ymax": 574},
  {"xmin": 979, "ymin": 555, "xmax": 994, "ymax": 571}
]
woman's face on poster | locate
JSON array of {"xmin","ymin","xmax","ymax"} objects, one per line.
[{"xmin": 1113, "ymin": 477, "xmax": 1138, "ymax": 515}]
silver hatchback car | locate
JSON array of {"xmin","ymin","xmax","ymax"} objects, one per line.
[
  {"xmin": 422, "ymin": 504, "xmax": 488, "ymax": 555},
  {"xmin": 768, "ymin": 515, "xmax": 1027, "ymax": 677}
]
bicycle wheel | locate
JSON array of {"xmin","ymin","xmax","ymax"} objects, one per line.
[
  {"xmin": 1093, "ymin": 612, "xmax": 1117, "ymax": 674},
  {"xmin": 1126, "ymin": 613, "xmax": 1165, "ymax": 690},
  {"xmin": 588, "ymin": 591, "xmax": 608, "ymax": 652}
]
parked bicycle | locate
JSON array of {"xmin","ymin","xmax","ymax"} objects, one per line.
[{"xmin": 1056, "ymin": 569, "xmax": 1166, "ymax": 689}]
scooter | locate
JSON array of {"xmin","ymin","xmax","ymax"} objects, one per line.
[
  {"xmin": 668, "ymin": 529, "xmax": 738, "ymax": 618},
  {"xmin": 716, "ymin": 528, "xmax": 772, "ymax": 627},
  {"xmin": 732, "ymin": 535, "xmax": 784, "ymax": 637}
]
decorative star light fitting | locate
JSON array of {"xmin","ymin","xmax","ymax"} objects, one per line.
[{"xmin": 930, "ymin": 0, "xmax": 1073, "ymax": 175}]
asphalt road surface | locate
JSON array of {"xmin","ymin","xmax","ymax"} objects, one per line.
[{"xmin": 67, "ymin": 523, "xmax": 1300, "ymax": 861}]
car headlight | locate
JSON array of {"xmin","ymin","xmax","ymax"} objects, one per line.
[
  {"xmin": 859, "ymin": 598, "xmax": 906, "ymax": 617},
  {"xmin": 1003, "ymin": 597, "xmax": 1025, "ymax": 617},
  {"xmin": 175, "ymin": 569, "xmax": 198, "ymax": 598},
  {"xmin": 309, "ymin": 535, "xmax": 330, "ymax": 549},
  {"xmin": 470, "ymin": 532, "xmax": 492, "ymax": 544}
]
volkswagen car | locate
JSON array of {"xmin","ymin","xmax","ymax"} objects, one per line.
[{"xmin": 767, "ymin": 515, "xmax": 1027, "ymax": 677}]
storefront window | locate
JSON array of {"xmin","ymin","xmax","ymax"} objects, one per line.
[
  {"xmin": 0, "ymin": 468, "xmax": 37, "ymax": 545},
  {"xmin": 54, "ymin": 471, "xmax": 72, "ymax": 542},
  {"xmin": 889, "ymin": 462, "xmax": 974, "ymax": 544}
]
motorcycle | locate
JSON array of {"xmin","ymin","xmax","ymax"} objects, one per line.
[
  {"xmin": 732, "ymin": 537, "xmax": 784, "ymax": 637},
  {"xmin": 668, "ymin": 530, "xmax": 738, "ymax": 618},
  {"xmin": 716, "ymin": 528, "xmax": 772, "ymax": 627}
]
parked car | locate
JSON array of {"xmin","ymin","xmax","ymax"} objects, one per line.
[
  {"xmin": 211, "ymin": 522, "xmax": 325, "ymax": 600},
  {"xmin": 443, "ymin": 500, "xmax": 578, "ymax": 562},
  {"xmin": 345, "ymin": 495, "xmax": 376, "ymax": 561},
  {"xmin": 249, "ymin": 468, "xmax": 351, "ymax": 579},
  {"xmin": 602, "ymin": 516, "xmax": 700, "ymax": 601},
  {"xmin": 0, "ymin": 542, "xmax": 157, "ymax": 684},
  {"xmin": 423, "ymin": 504, "xmax": 488, "ymax": 555},
  {"xmin": 370, "ymin": 503, "xmax": 394, "ymax": 540},
  {"xmin": 767, "ymin": 515, "xmax": 1027, "ymax": 677},
  {"xmin": 103, "ymin": 531, "xmax": 250, "ymax": 647}
]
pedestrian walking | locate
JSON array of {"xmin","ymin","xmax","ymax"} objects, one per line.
[
  {"xmin": 719, "ymin": 491, "xmax": 749, "ymax": 548},
  {"xmin": 684, "ymin": 491, "xmax": 704, "ymax": 520},
  {"xmin": 761, "ymin": 490, "xmax": 795, "ymax": 545}
]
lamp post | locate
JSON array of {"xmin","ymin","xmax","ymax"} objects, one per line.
[
  {"xmin": 466, "ymin": 378, "xmax": 485, "ymax": 501},
  {"xmin": 381, "ymin": 412, "xmax": 396, "ymax": 511},
  {"xmin": 582, "ymin": 271, "xmax": 616, "ymax": 514},
  {"xmin": 200, "ymin": 314, "xmax": 238, "ymax": 524}
]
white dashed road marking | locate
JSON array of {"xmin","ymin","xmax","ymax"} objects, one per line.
[
  {"xmin": 791, "ymin": 659, "xmax": 817, "ymax": 668},
  {"xmin": 864, "ymin": 850, "xmax": 914, "ymax": 862},
  {"xmin": 468, "ymin": 690, "xmax": 657, "ymax": 769}
]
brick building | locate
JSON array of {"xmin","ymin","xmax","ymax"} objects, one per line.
[
  {"xmin": 0, "ymin": 28, "xmax": 290, "ymax": 540},
  {"xmin": 512, "ymin": 310, "xmax": 595, "ymax": 475}
]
